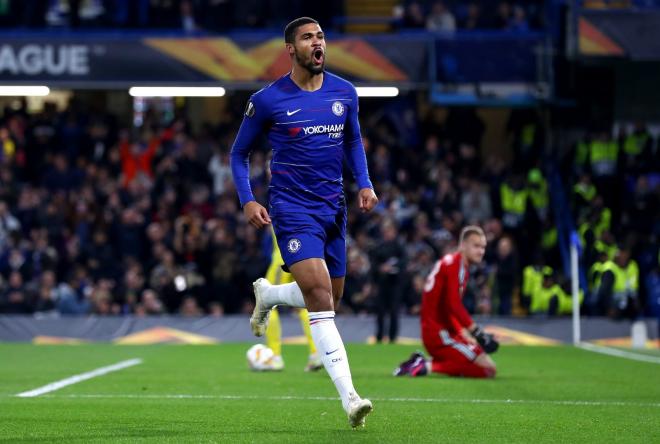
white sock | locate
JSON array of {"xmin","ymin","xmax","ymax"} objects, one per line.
[
  {"xmin": 308, "ymin": 311, "xmax": 357, "ymax": 411},
  {"xmin": 262, "ymin": 282, "xmax": 305, "ymax": 308}
]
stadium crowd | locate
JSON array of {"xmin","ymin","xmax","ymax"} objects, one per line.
[
  {"xmin": 0, "ymin": 0, "xmax": 546, "ymax": 33},
  {"xmin": 0, "ymin": 94, "xmax": 657, "ymax": 330}
]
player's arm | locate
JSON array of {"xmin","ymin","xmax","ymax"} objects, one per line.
[
  {"xmin": 230, "ymin": 95, "xmax": 271, "ymax": 228},
  {"xmin": 450, "ymin": 315, "xmax": 476, "ymax": 344},
  {"xmin": 446, "ymin": 270, "xmax": 498, "ymax": 353},
  {"xmin": 343, "ymin": 86, "xmax": 377, "ymax": 213},
  {"xmin": 446, "ymin": 271, "xmax": 474, "ymax": 329}
]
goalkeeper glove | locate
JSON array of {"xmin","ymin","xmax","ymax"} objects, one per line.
[{"xmin": 470, "ymin": 325, "xmax": 499, "ymax": 354}]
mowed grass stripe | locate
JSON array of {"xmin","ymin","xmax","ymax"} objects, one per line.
[
  {"xmin": 15, "ymin": 358, "xmax": 143, "ymax": 398},
  {"xmin": 23, "ymin": 392, "xmax": 660, "ymax": 408}
]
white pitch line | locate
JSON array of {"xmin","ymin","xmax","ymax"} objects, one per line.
[
  {"xmin": 15, "ymin": 359, "xmax": 143, "ymax": 398},
  {"xmin": 33, "ymin": 393, "xmax": 660, "ymax": 408},
  {"xmin": 578, "ymin": 342, "xmax": 660, "ymax": 364}
]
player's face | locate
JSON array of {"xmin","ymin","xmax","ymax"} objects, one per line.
[
  {"xmin": 463, "ymin": 234, "xmax": 487, "ymax": 265},
  {"xmin": 289, "ymin": 23, "xmax": 326, "ymax": 75}
]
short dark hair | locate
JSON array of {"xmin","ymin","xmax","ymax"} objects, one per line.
[
  {"xmin": 284, "ymin": 17, "xmax": 319, "ymax": 44},
  {"xmin": 459, "ymin": 225, "xmax": 485, "ymax": 244}
]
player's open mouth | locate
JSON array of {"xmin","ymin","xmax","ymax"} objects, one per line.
[{"xmin": 313, "ymin": 49, "xmax": 324, "ymax": 65}]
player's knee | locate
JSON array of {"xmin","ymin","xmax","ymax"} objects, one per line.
[
  {"xmin": 305, "ymin": 285, "xmax": 334, "ymax": 311},
  {"xmin": 483, "ymin": 365, "xmax": 496, "ymax": 378}
]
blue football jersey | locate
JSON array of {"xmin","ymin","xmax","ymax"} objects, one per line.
[{"xmin": 230, "ymin": 72, "xmax": 372, "ymax": 216}]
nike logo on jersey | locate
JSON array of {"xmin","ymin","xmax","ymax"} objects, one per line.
[
  {"xmin": 286, "ymin": 109, "xmax": 301, "ymax": 116},
  {"xmin": 325, "ymin": 348, "xmax": 339, "ymax": 355}
]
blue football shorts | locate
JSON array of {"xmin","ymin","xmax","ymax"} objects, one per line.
[{"xmin": 271, "ymin": 209, "xmax": 347, "ymax": 278}]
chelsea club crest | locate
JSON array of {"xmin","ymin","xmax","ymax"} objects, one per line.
[
  {"xmin": 287, "ymin": 238, "xmax": 302, "ymax": 253},
  {"xmin": 331, "ymin": 101, "xmax": 344, "ymax": 116}
]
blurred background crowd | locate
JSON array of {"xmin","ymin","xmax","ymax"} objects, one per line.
[
  {"xmin": 0, "ymin": 94, "xmax": 657, "ymax": 333},
  {"xmin": 0, "ymin": 0, "xmax": 658, "ymax": 346},
  {"xmin": 0, "ymin": 0, "xmax": 545, "ymax": 33}
]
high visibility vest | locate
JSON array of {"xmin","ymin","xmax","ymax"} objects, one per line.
[
  {"xmin": 594, "ymin": 240, "xmax": 618, "ymax": 261},
  {"xmin": 522, "ymin": 124, "xmax": 536, "ymax": 147},
  {"xmin": 530, "ymin": 284, "xmax": 561, "ymax": 314},
  {"xmin": 589, "ymin": 261, "xmax": 605, "ymax": 292},
  {"xmin": 541, "ymin": 227, "xmax": 557, "ymax": 250},
  {"xmin": 500, "ymin": 184, "xmax": 527, "ymax": 227},
  {"xmin": 578, "ymin": 222, "xmax": 591, "ymax": 247},
  {"xmin": 558, "ymin": 288, "xmax": 584, "ymax": 315},
  {"xmin": 573, "ymin": 182, "xmax": 596, "ymax": 202},
  {"xmin": 594, "ymin": 208, "xmax": 611, "ymax": 238},
  {"xmin": 575, "ymin": 141, "xmax": 589, "ymax": 167},
  {"xmin": 527, "ymin": 169, "xmax": 548, "ymax": 215},
  {"xmin": 600, "ymin": 260, "xmax": 639, "ymax": 304},
  {"xmin": 589, "ymin": 140, "xmax": 618, "ymax": 176},
  {"xmin": 624, "ymin": 261, "xmax": 639, "ymax": 292},
  {"xmin": 522, "ymin": 265, "xmax": 551, "ymax": 298},
  {"xmin": 623, "ymin": 133, "xmax": 648, "ymax": 156}
]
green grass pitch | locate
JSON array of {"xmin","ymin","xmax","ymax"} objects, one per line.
[{"xmin": 1, "ymin": 343, "xmax": 658, "ymax": 443}]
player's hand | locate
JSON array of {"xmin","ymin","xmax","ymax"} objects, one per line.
[
  {"xmin": 358, "ymin": 187, "xmax": 378, "ymax": 213},
  {"xmin": 243, "ymin": 201, "xmax": 271, "ymax": 229},
  {"xmin": 470, "ymin": 325, "xmax": 499, "ymax": 354}
]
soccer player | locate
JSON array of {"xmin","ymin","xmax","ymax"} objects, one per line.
[
  {"xmin": 257, "ymin": 228, "xmax": 323, "ymax": 372},
  {"xmin": 230, "ymin": 17, "xmax": 378, "ymax": 428},
  {"xmin": 394, "ymin": 226, "xmax": 499, "ymax": 378}
]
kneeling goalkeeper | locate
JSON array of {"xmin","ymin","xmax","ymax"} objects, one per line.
[{"xmin": 395, "ymin": 226, "xmax": 498, "ymax": 378}]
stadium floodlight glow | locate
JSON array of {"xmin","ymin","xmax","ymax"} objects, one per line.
[
  {"xmin": 0, "ymin": 86, "xmax": 50, "ymax": 96},
  {"xmin": 355, "ymin": 87, "xmax": 399, "ymax": 97},
  {"xmin": 128, "ymin": 87, "xmax": 226, "ymax": 97}
]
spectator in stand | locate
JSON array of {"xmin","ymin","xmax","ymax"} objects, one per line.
[
  {"xmin": 208, "ymin": 149, "xmax": 233, "ymax": 197},
  {"xmin": 461, "ymin": 179, "xmax": 493, "ymax": 224},
  {"xmin": 494, "ymin": 1, "xmax": 512, "ymax": 29},
  {"xmin": 493, "ymin": 236, "xmax": 518, "ymax": 315},
  {"xmin": 426, "ymin": 1, "xmax": 456, "ymax": 33},
  {"xmin": 0, "ymin": 200, "xmax": 20, "ymax": 250},
  {"xmin": 393, "ymin": 1, "xmax": 426, "ymax": 29},
  {"xmin": 459, "ymin": 1, "xmax": 487, "ymax": 30},
  {"xmin": 509, "ymin": 5, "xmax": 530, "ymax": 32},
  {"xmin": 370, "ymin": 218, "xmax": 407, "ymax": 343}
]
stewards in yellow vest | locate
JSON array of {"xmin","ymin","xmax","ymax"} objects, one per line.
[
  {"xmin": 589, "ymin": 133, "xmax": 618, "ymax": 177},
  {"xmin": 575, "ymin": 138, "xmax": 590, "ymax": 172},
  {"xmin": 500, "ymin": 175, "xmax": 528, "ymax": 229},
  {"xmin": 621, "ymin": 122, "xmax": 652, "ymax": 173},
  {"xmin": 588, "ymin": 252, "xmax": 608, "ymax": 295},
  {"xmin": 595, "ymin": 249, "xmax": 639, "ymax": 318},
  {"xmin": 573, "ymin": 174, "xmax": 596, "ymax": 212},
  {"xmin": 556, "ymin": 286, "xmax": 584, "ymax": 315},
  {"xmin": 521, "ymin": 264, "xmax": 551, "ymax": 311},
  {"xmin": 527, "ymin": 168, "xmax": 548, "ymax": 220},
  {"xmin": 529, "ymin": 271, "xmax": 558, "ymax": 315},
  {"xmin": 594, "ymin": 232, "xmax": 618, "ymax": 261}
]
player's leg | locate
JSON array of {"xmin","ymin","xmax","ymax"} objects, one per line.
[
  {"xmin": 431, "ymin": 356, "xmax": 496, "ymax": 378},
  {"xmin": 262, "ymin": 252, "xmax": 289, "ymax": 368},
  {"xmin": 429, "ymin": 338, "xmax": 496, "ymax": 378},
  {"xmin": 263, "ymin": 308, "xmax": 284, "ymax": 370},
  {"xmin": 298, "ymin": 308, "xmax": 322, "ymax": 371},
  {"xmin": 297, "ymin": 264, "xmax": 370, "ymax": 428},
  {"xmin": 323, "ymin": 220, "xmax": 372, "ymax": 428},
  {"xmin": 250, "ymin": 215, "xmax": 314, "ymax": 336},
  {"xmin": 474, "ymin": 352, "xmax": 497, "ymax": 374},
  {"xmin": 393, "ymin": 350, "xmax": 428, "ymax": 376}
]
